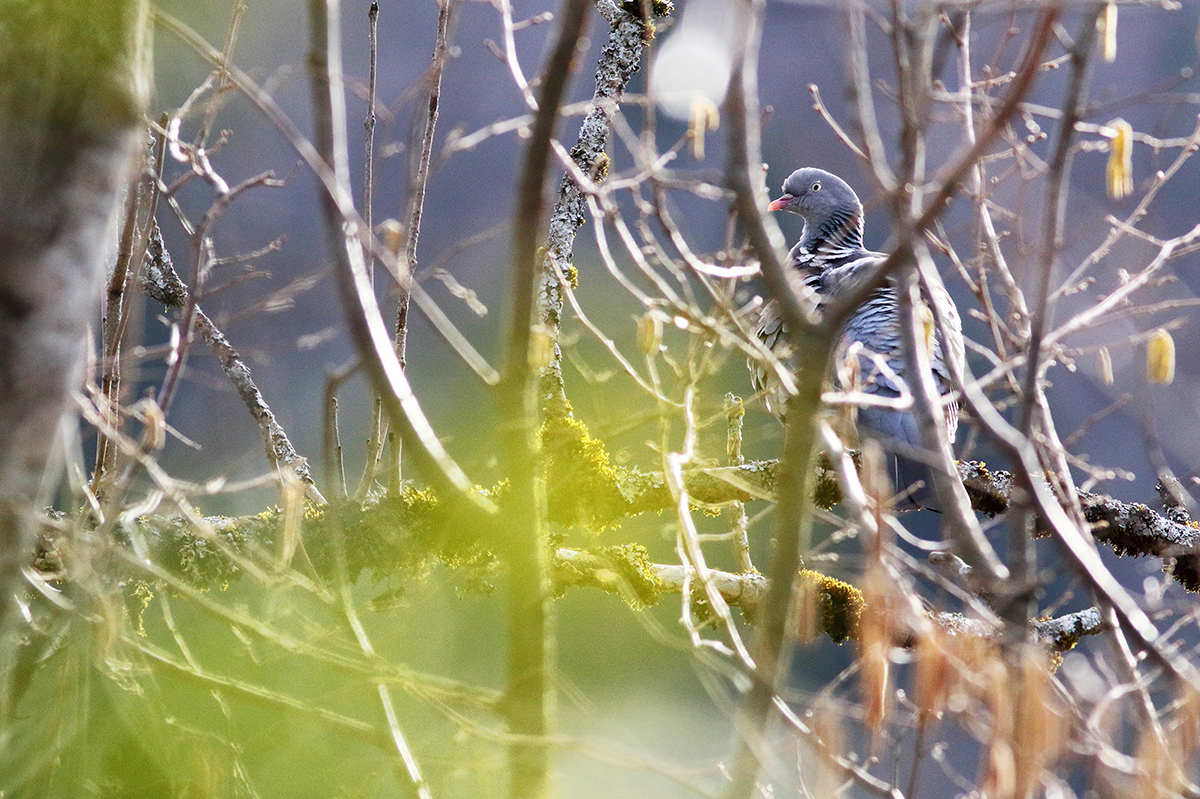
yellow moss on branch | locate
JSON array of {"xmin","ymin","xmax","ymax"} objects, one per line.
[
  {"xmin": 540, "ymin": 415, "xmax": 631, "ymax": 530},
  {"xmin": 799, "ymin": 569, "xmax": 864, "ymax": 643}
]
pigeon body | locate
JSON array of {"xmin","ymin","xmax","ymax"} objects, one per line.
[{"xmin": 752, "ymin": 168, "xmax": 965, "ymax": 510}]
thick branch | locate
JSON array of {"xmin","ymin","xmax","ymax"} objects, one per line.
[
  {"xmin": 141, "ymin": 225, "xmax": 325, "ymax": 503},
  {"xmin": 552, "ymin": 546, "xmax": 1102, "ymax": 652},
  {"xmin": 536, "ymin": 1, "xmax": 663, "ymax": 418},
  {"xmin": 958, "ymin": 462, "xmax": 1200, "ymax": 593},
  {"xmin": 617, "ymin": 458, "xmax": 1200, "ymax": 594}
]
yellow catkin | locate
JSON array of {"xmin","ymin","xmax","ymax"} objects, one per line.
[
  {"xmin": 1011, "ymin": 652, "xmax": 1066, "ymax": 799},
  {"xmin": 1099, "ymin": 2, "xmax": 1118, "ymax": 62},
  {"xmin": 913, "ymin": 629, "xmax": 953, "ymax": 718},
  {"xmin": 636, "ymin": 312, "xmax": 662, "ymax": 356},
  {"xmin": 688, "ymin": 95, "xmax": 719, "ymax": 161},
  {"xmin": 919, "ymin": 302, "xmax": 938, "ymax": 367},
  {"xmin": 1147, "ymin": 328, "xmax": 1175, "ymax": 385},
  {"xmin": 1106, "ymin": 118, "xmax": 1133, "ymax": 199},
  {"xmin": 380, "ymin": 218, "xmax": 404, "ymax": 255},
  {"xmin": 1098, "ymin": 346, "xmax": 1113, "ymax": 386},
  {"xmin": 133, "ymin": 397, "xmax": 166, "ymax": 451},
  {"xmin": 278, "ymin": 469, "xmax": 303, "ymax": 569},
  {"xmin": 857, "ymin": 562, "xmax": 902, "ymax": 740}
]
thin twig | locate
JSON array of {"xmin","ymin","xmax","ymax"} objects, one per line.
[
  {"xmin": 152, "ymin": 7, "xmax": 491, "ymax": 508},
  {"xmin": 131, "ymin": 634, "xmax": 390, "ymax": 744},
  {"xmin": 384, "ymin": 0, "xmax": 457, "ymax": 494},
  {"xmin": 724, "ymin": 394, "xmax": 754, "ymax": 573},
  {"xmin": 957, "ymin": 12, "xmax": 1027, "ymax": 396},
  {"xmin": 195, "ymin": 1, "xmax": 246, "ymax": 152},
  {"xmin": 667, "ymin": 382, "xmax": 756, "ymax": 669},
  {"xmin": 1016, "ymin": 8, "xmax": 1101, "ymax": 445},
  {"xmin": 363, "ymin": 2, "xmax": 379, "ymax": 278},
  {"xmin": 93, "ymin": 133, "xmax": 158, "ymax": 498},
  {"xmin": 324, "ymin": 363, "xmax": 355, "ymax": 500},
  {"xmin": 330, "ymin": 491, "xmax": 433, "ymax": 797},
  {"xmin": 908, "ymin": 251, "xmax": 1007, "ymax": 581},
  {"xmin": 808, "ymin": 83, "xmax": 867, "ymax": 160},
  {"xmin": 157, "ymin": 170, "xmax": 283, "ymax": 420},
  {"xmin": 355, "ymin": 3, "xmax": 384, "ymax": 501}
]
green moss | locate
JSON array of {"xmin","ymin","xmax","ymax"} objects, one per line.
[
  {"xmin": 812, "ymin": 468, "xmax": 842, "ymax": 511},
  {"xmin": 619, "ymin": 0, "xmax": 672, "ymax": 43},
  {"xmin": 541, "ymin": 415, "xmax": 629, "ymax": 531},
  {"xmin": 620, "ymin": 0, "xmax": 672, "ymax": 20},
  {"xmin": 303, "ymin": 501, "xmax": 325, "ymax": 522},
  {"xmin": 145, "ymin": 512, "xmax": 268, "ymax": 588},
  {"xmin": 596, "ymin": 544, "xmax": 662, "ymax": 609},
  {"xmin": 809, "ymin": 452, "xmax": 845, "ymax": 510},
  {"xmin": 799, "ymin": 569, "xmax": 864, "ymax": 643},
  {"xmin": 147, "ymin": 484, "xmax": 499, "ymax": 598},
  {"xmin": 325, "ymin": 485, "xmax": 499, "ymax": 593}
]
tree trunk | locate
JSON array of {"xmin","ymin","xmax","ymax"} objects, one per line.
[{"xmin": 0, "ymin": 0, "xmax": 147, "ymax": 639}]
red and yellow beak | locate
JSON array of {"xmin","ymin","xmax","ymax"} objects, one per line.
[{"xmin": 767, "ymin": 194, "xmax": 793, "ymax": 212}]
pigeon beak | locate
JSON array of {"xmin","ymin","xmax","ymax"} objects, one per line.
[{"xmin": 767, "ymin": 194, "xmax": 793, "ymax": 212}]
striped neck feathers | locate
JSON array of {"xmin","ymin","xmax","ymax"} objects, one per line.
[{"xmin": 800, "ymin": 207, "xmax": 864, "ymax": 257}]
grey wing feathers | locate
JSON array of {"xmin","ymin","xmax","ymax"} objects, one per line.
[
  {"xmin": 822, "ymin": 252, "xmax": 963, "ymax": 443},
  {"xmin": 751, "ymin": 300, "xmax": 789, "ymax": 417}
]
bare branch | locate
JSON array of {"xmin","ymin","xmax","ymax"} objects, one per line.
[
  {"xmin": 536, "ymin": 4, "xmax": 661, "ymax": 418},
  {"xmin": 153, "ymin": 6, "xmax": 490, "ymax": 509}
]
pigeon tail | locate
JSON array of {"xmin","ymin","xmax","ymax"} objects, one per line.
[
  {"xmin": 891, "ymin": 452, "xmax": 940, "ymax": 512},
  {"xmin": 857, "ymin": 406, "xmax": 943, "ymax": 512}
]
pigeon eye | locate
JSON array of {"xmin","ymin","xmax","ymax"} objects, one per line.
[{"xmin": 811, "ymin": 181, "xmax": 822, "ymax": 192}]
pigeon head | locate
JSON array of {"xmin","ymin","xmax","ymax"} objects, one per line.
[{"xmin": 768, "ymin": 168, "xmax": 864, "ymax": 252}]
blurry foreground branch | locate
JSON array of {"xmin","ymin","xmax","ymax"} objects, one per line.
[{"xmin": 0, "ymin": 0, "xmax": 148, "ymax": 655}]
